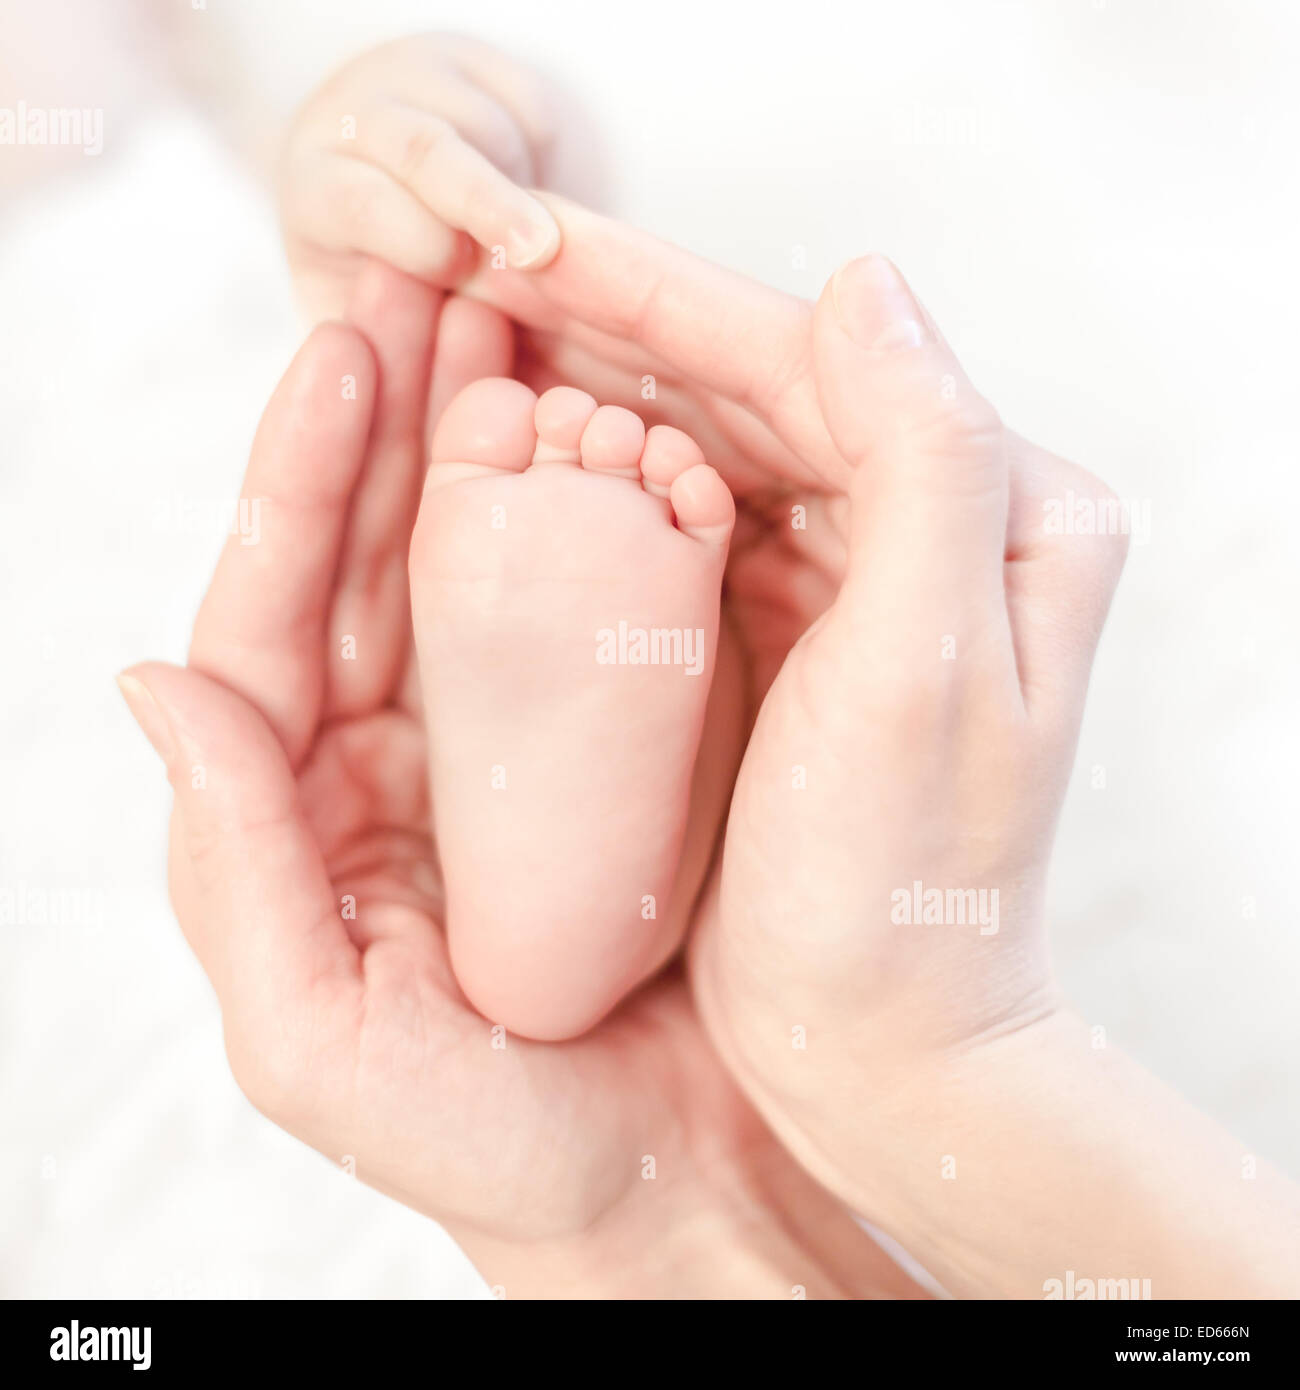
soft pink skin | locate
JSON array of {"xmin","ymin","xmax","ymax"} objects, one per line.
[
  {"xmin": 133, "ymin": 33, "xmax": 1115, "ymax": 1291},
  {"xmin": 452, "ymin": 202, "xmax": 1300, "ymax": 1298},
  {"xmin": 280, "ymin": 34, "xmax": 565, "ymax": 321},
  {"xmin": 120, "ymin": 261, "xmax": 924, "ymax": 1297},
  {"xmin": 126, "ymin": 59, "xmax": 1300, "ymax": 1291},
  {"xmin": 410, "ymin": 378, "xmax": 734, "ymax": 1039}
]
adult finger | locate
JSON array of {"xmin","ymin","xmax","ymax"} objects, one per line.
[
  {"xmin": 811, "ymin": 255, "xmax": 1010, "ymax": 608},
  {"xmin": 117, "ymin": 662, "xmax": 359, "ymax": 1078},
  {"xmin": 461, "ymin": 195, "xmax": 839, "ymax": 480},
  {"xmin": 1004, "ymin": 433, "xmax": 1130, "ymax": 721},
  {"xmin": 809, "ymin": 255, "xmax": 1017, "ymax": 699},
  {"xmin": 325, "ymin": 261, "xmax": 443, "ymax": 718},
  {"xmin": 426, "ymin": 294, "xmax": 517, "ymax": 444},
  {"xmin": 189, "ymin": 324, "xmax": 376, "ymax": 765}
]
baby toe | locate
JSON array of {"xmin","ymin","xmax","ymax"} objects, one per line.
[
  {"xmin": 639, "ymin": 424, "xmax": 707, "ymax": 499},
  {"xmin": 427, "ymin": 377, "xmax": 539, "ymax": 488},
  {"xmin": 669, "ymin": 462, "xmax": 735, "ymax": 548},
  {"xmin": 533, "ymin": 386, "xmax": 598, "ymax": 466},
  {"xmin": 580, "ymin": 404, "xmax": 646, "ymax": 481}
]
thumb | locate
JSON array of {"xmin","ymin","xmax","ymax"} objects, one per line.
[
  {"xmin": 812, "ymin": 255, "xmax": 1009, "ymax": 617},
  {"xmin": 117, "ymin": 662, "xmax": 357, "ymax": 1029}
]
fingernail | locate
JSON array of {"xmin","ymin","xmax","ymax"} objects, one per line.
[
  {"xmin": 116, "ymin": 672, "xmax": 176, "ymax": 764},
  {"xmin": 831, "ymin": 255, "xmax": 931, "ymax": 350},
  {"xmin": 505, "ymin": 208, "xmax": 560, "ymax": 269}
]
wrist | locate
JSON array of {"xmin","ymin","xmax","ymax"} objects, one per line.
[
  {"xmin": 448, "ymin": 1135, "xmax": 927, "ymax": 1300},
  {"xmin": 839, "ymin": 1008, "xmax": 1300, "ymax": 1298}
]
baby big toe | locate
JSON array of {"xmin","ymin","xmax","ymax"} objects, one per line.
[{"xmin": 427, "ymin": 377, "xmax": 539, "ymax": 488}]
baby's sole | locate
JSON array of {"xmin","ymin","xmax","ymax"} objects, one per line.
[{"xmin": 410, "ymin": 378, "xmax": 734, "ymax": 1039}]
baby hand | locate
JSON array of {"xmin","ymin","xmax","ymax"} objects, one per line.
[{"xmin": 280, "ymin": 34, "xmax": 562, "ymax": 320}]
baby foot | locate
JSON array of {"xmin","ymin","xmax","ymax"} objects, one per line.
[{"xmin": 409, "ymin": 378, "xmax": 735, "ymax": 1040}]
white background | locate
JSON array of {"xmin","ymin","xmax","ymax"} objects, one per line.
[{"xmin": 2, "ymin": 0, "xmax": 1297, "ymax": 1297}]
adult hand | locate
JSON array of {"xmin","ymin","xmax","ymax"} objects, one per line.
[
  {"xmin": 459, "ymin": 203, "xmax": 1300, "ymax": 1299},
  {"xmin": 118, "ymin": 261, "xmax": 921, "ymax": 1300}
]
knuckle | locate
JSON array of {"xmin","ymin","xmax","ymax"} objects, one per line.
[
  {"xmin": 395, "ymin": 113, "xmax": 454, "ymax": 182},
  {"xmin": 1101, "ymin": 500, "xmax": 1132, "ymax": 571},
  {"xmin": 893, "ymin": 381, "xmax": 1006, "ymax": 498},
  {"xmin": 928, "ymin": 392, "xmax": 1004, "ymax": 458},
  {"xmin": 1077, "ymin": 473, "xmax": 1132, "ymax": 581}
]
